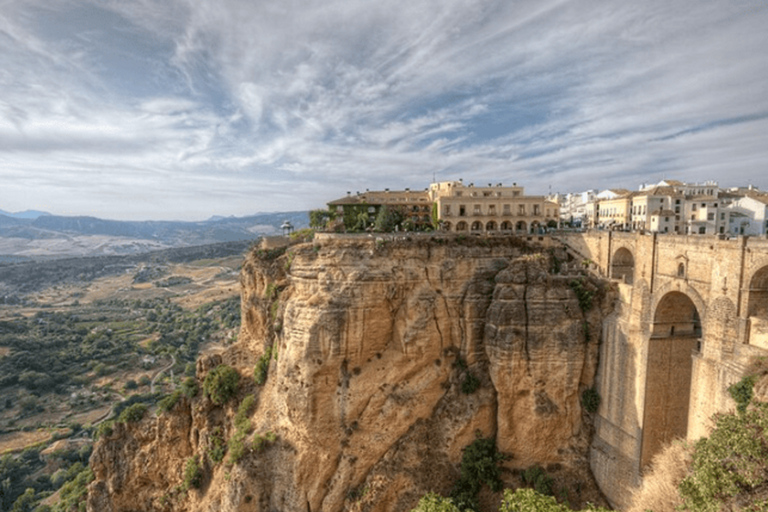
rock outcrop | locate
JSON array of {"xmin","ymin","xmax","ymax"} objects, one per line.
[{"xmin": 88, "ymin": 235, "xmax": 614, "ymax": 512}]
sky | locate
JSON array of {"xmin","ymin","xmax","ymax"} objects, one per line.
[{"xmin": 1, "ymin": 0, "xmax": 767, "ymax": 221}]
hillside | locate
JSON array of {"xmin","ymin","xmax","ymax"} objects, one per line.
[{"xmin": 0, "ymin": 211, "xmax": 308, "ymax": 259}]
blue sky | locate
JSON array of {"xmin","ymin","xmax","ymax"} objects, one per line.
[{"xmin": 1, "ymin": 0, "xmax": 766, "ymax": 220}]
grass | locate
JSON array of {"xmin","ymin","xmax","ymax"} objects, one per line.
[{"xmin": 627, "ymin": 441, "xmax": 691, "ymax": 512}]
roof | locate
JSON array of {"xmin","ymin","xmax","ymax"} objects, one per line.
[{"xmin": 745, "ymin": 191, "xmax": 768, "ymax": 205}]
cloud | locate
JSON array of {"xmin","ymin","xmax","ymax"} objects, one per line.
[{"xmin": 0, "ymin": 0, "xmax": 766, "ymax": 219}]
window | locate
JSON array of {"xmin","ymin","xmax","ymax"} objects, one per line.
[
  {"xmin": 699, "ymin": 226, "xmax": 706, "ymax": 234},
  {"xmin": 692, "ymin": 204, "xmax": 697, "ymax": 211},
  {"xmin": 444, "ymin": 205, "xmax": 451, "ymax": 215},
  {"xmin": 675, "ymin": 199, "xmax": 680, "ymax": 205},
  {"xmin": 675, "ymin": 206, "xmax": 680, "ymax": 213},
  {"xmin": 459, "ymin": 205, "xmax": 466, "ymax": 216},
  {"xmin": 456, "ymin": 192, "xmax": 462, "ymax": 197},
  {"xmin": 518, "ymin": 205, "xmax": 526, "ymax": 215},
  {"xmin": 720, "ymin": 213, "xmax": 725, "ymax": 220},
  {"xmin": 483, "ymin": 192, "xmax": 492, "ymax": 197},
  {"xmin": 707, "ymin": 213, "xmax": 715, "ymax": 221},
  {"xmin": 533, "ymin": 205, "xmax": 540, "ymax": 215}
]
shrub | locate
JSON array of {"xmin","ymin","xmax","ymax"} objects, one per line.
[
  {"xmin": 581, "ymin": 387, "xmax": 600, "ymax": 414},
  {"xmin": 254, "ymin": 347, "xmax": 273, "ymax": 386},
  {"xmin": 207, "ymin": 427, "xmax": 226, "ymax": 464},
  {"xmin": 410, "ymin": 492, "xmax": 461, "ymax": 512},
  {"xmin": 500, "ymin": 488, "xmax": 611, "ymax": 512},
  {"xmin": 180, "ymin": 377, "xmax": 198, "ymax": 399},
  {"xmin": 728, "ymin": 375, "xmax": 756, "ymax": 414},
  {"xmin": 157, "ymin": 390, "xmax": 182, "ymax": 413},
  {"xmin": 450, "ymin": 435, "xmax": 506, "ymax": 510},
  {"xmin": 95, "ymin": 420, "xmax": 115, "ymax": 439},
  {"xmin": 117, "ymin": 403, "xmax": 147, "ymax": 423},
  {"xmin": 523, "ymin": 465, "xmax": 554, "ymax": 496},
  {"xmin": 569, "ymin": 279, "xmax": 594, "ymax": 312},
  {"xmin": 678, "ymin": 402, "xmax": 768, "ymax": 511},
  {"xmin": 203, "ymin": 365, "xmax": 240, "ymax": 405},
  {"xmin": 461, "ymin": 371, "xmax": 480, "ymax": 394},
  {"xmin": 228, "ymin": 430, "xmax": 248, "ymax": 465},
  {"xmin": 182, "ymin": 456, "xmax": 202, "ymax": 490}
]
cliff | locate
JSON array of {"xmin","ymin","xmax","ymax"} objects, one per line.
[{"xmin": 87, "ymin": 235, "xmax": 614, "ymax": 512}]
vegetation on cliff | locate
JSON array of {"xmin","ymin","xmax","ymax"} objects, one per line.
[{"xmin": 630, "ymin": 364, "xmax": 768, "ymax": 512}]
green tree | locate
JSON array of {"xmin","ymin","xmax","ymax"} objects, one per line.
[{"xmin": 374, "ymin": 206, "xmax": 399, "ymax": 232}]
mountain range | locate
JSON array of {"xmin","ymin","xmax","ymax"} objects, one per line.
[{"xmin": 0, "ymin": 210, "xmax": 308, "ymax": 260}]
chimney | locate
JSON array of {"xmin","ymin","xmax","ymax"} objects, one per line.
[{"xmin": 346, "ymin": 191, "xmax": 351, "ymax": 196}]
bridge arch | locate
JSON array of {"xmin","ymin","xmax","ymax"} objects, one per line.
[
  {"xmin": 746, "ymin": 264, "xmax": 768, "ymax": 347},
  {"xmin": 641, "ymin": 291, "xmax": 702, "ymax": 468},
  {"xmin": 611, "ymin": 247, "xmax": 635, "ymax": 284},
  {"xmin": 747, "ymin": 264, "xmax": 768, "ymax": 318}
]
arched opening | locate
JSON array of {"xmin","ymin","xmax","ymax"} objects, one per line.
[
  {"xmin": 516, "ymin": 221, "xmax": 527, "ymax": 233},
  {"xmin": 485, "ymin": 221, "xmax": 497, "ymax": 231},
  {"xmin": 500, "ymin": 221, "xmax": 512, "ymax": 231},
  {"xmin": 641, "ymin": 292, "xmax": 701, "ymax": 468},
  {"xmin": 611, "ymin": 248, "xmax": 635, "ymax": 285},
  {"xmin": 471, "ymin": 221, "xmax": 483, "ymax": 232},
  {"xmin": 747, "ymin": 265, "xmax": 768, "ymax": 346},
  {"xmin": 443, "ymin": 221, "xmax": 452, "ymax": 232},
  {"xmin": 456, "ymin": 221, "xmax": 467, "ymax": 232},
  {"xmin": 677, "ymin": 262, "xmax": 685, "ymax": 278},
  {"xmin": 530, "ymin": 221, "xmax": 541, "ymax": 234}
]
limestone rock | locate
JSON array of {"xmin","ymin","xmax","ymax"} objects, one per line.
[{"xmin": 88, "ymin": 236, "xmax": 613, "ymax": 512}]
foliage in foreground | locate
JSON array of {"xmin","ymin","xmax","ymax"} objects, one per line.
[
  {"xmin": 678, "ymin": 401, "xmax": 768, "ymax": 511},
  {"xmin": 410, "ymin": 492, "xmax": 461, "ymax": 512},
  {"xmin": 499, "ymin": 488, "xmax": 610, "ymax": 512}
]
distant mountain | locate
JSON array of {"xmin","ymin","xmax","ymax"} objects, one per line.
[
  {"xmin": 0, "ymin": 209, "xmax": 51, "ymax": 219},
  {"xmin": 0, "ymin": 211, "xmax": 308, "ymax": 259}
]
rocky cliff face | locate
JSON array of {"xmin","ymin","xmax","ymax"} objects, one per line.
[{"xmin": 87, "ymin": 236, "xmax": 614, "ymax": 512}]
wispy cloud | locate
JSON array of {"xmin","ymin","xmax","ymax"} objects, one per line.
[{"xmin": 0, "ymin": 0, "xmax": 766, "ymax": 219}]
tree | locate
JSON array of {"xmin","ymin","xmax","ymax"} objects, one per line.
[{"xmin": 374, "ymin": 206, "xmax": 402, "ymax": 232}]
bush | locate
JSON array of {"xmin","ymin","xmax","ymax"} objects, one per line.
[
  {"xmin": 182, "ymin": 456, "xmax": 202, "ymax": 490},
  {"xmin": 569, "ymin": 279, "xmax": 594, "ymax": 312},
  {"xmin": 180, "ymin": 377, "xmax": 198, "ymax": 399},
  {"xmin": 500, "ymin": 488, "xmax": 611, "ymax": 512},
  {"xmin": 207, "ymin": 427, "xmax": 226, "ymax": 464},
  {"xmin": 728, "ymin": 375, "xmax": 756, "ymax": 414},
  {"xmin": 450, "ymin": 435, "xmax": 507, "ymax": 510},
  {"xmin": 117, "ymin": 403, "xmax": 147, "ymax": 423},
  {"xmin": 461, "ymin": 371, "xmax": 480, "ymax": 394},
  {"xmin": 581, "ymin": 387, "xmax": 600, "ymax": 414},
  {"xmin": 157, "ymin": 390, "xmax": 182, "ymax": 413},
  {"xmin": 203, "ymin": 365, "xmax": 240, "ymax": 405},
  {"xmin": 678, "ymin": 402, "xmax": 768, "ymax": 511},
  {"xmin": 410, "ymin": 492, "xmax": 461, "ymax": 511},
  {"xmin": 254, "ymin": 347, "xmax": 273, "ymax": 386},
  {"xmin": 95, "ymin": 420, "xmax": 115, "ymax": 439},
  {"xmin": 523, "ymin": 465, "xmax": 554, "ymax": 496}
]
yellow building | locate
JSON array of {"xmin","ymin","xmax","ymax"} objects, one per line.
[{"xmin": 429, "ymin": 181, "xmax": 559, "ymax": 234}]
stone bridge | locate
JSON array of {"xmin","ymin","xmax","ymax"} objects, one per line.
[{"xmin": 556, "ymin": 231, "xmax": 768, "ymax": 508}]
